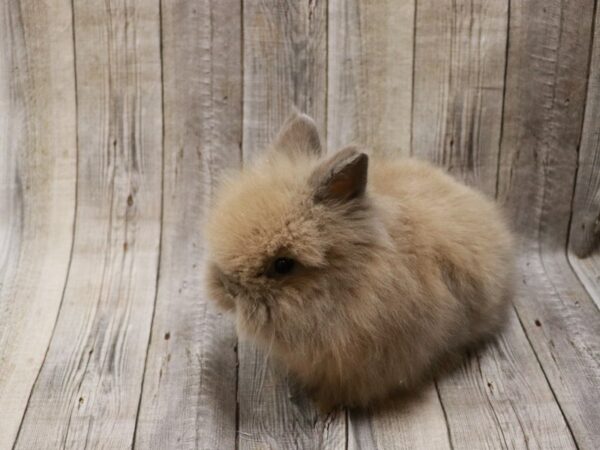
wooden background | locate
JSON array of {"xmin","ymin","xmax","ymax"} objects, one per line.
[{"xmin": 1, "ymin": 0, "xmax": 599, "ymax": 448}]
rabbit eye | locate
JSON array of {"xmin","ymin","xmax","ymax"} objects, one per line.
[{"xmin": 273, "ymin": 257, "xmax": 295, "ymax": 275}]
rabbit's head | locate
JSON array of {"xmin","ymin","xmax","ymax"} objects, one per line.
[{"xmin": 205, "ymin": 113, "xmax": 387, "ymax": 354}]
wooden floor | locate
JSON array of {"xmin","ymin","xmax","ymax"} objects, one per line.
[{"xmin": 1, "ymin": 0, "xmax": 600, "ymax": 448}]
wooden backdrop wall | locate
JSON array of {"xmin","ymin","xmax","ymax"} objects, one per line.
[{"xmin": 1, "ymin": 0, "xmax": 599, "ymax": 448}]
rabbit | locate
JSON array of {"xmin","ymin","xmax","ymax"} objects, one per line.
[{"xmin": 204, "ymin": 112, "xmax": 515, "ymax": 411}]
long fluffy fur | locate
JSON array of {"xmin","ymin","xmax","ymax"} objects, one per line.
[{"xmin": 205, "ymin": 113, "xmax": 515, "ymax": 409}]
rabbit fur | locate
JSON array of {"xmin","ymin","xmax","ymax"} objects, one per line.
[{"xmin": 205, "ymin": 112, "xmax": 515, "ymax": 410}]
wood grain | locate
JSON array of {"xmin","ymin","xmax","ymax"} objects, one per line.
[
  {"xmin": 514, "ymin": 250, "xmax": 600, "ymax": 450},
  {"xmin": 243, "ymin": 0, "xmax": 327, "ymax": 161},
  {"xmin": 240, "ymin": 1, "xmax": 346, "ymax": 448},
  {"xmin": 569, "ymin": 3, "xmax": 600, "ymax": 310},
  {"xmin": 497, "ymin": 0, "xmax": 600, "ymax": 448},
  {"xmin": 348, "ymin": 385, "xmax": 451, "ymax": 450},
  {"xmin": 569, "ymin": 2, "xmax": 600, "ymax": 259},
  {"xmin": 412, "ymin": 0, "xmax": 507, "ymax": 196},
  {"xmin": 327, "ymin": 0, "xmax": 414, "ymax": 155},
  {"xmin": 15, "ymin": 0, "xmax": 162, "ymax": 447},
  {"xmin": 134, "ymin": 0, "xmax": 242, "ymax": 448},
  {"xmin": 438, "ymin": 311, "xmax": 576, "ymax": 449},
  {"xmin": 0, "ymin": 0, "xmax": 77, "ymax": 447},
  {"xmin": 569, "ymin": 253, "xmax": 600, "ymax": 309},
  {"xmin": 238, "ymin": 345, "xmax": 345, "ymax": 450}
]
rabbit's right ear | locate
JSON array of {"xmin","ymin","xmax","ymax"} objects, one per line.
[
  {"xmin": 309, "ymin": 147, "xmax": 368, "ymax": 204},
  {"xmin": 270, "ymin": 112, "xmax": 322, "ymax": 158}
]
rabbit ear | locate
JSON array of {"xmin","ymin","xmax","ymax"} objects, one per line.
[
  {"xmin": 271, "ymin": 112, "xmax": 322, "ymax": 158},
  {"xmin": 310, "ymin": 147, "xmax": 368, "ymax": 203}
]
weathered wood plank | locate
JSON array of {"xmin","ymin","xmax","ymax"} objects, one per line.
[
  {"xmin": 569, "ymin": 255, "xmax": 600, "ymax": 310},
  {"xmin": 438, "ymin": 310, "xmax": 576, "ymax": 449},
  {"xmin": 15, "ymin": 1, "xmax": 162, "ymax": 448},
  {"xmin": 497, "ymin": 0, "xmax": 600, "ymax": 448},
  {"xmin": 569, "ymin": 3, "xmax": 600, "ymax": 310},
  {"xmin": 513, "ymin": 250, "xmax": 600, "ymax": 449},
  {"xmin": 243, "ymin": 0, "xmax": 327, "ymax": 162},
  {"xmin": 240, "ymin": 1, "xmax": 345, "ymax": 448},
  {"xmin": 327, "ymin": 0, "xmax": 414, "ymax": 155},
  {"xmin": 0, "ymin": 0, "xmax": 76, "ymax": 447},
  {"xmin": 569, "ymin": 2, "xmax": 600, "ymax": 260},
  {"xmin": 348, "ymin": 385, "xmax": 450, "ymax": 450},
  {"xmin": 412, "ymin": 0, "xmax": 507, "ymax": 196},
  {"xmin": 328, "ymin": 1, "xmax": 452, "ymax": 448},
  {"xmin": 238, "ymin": 345, "xmax": 345, "ymax": 450},
  {"xmin": 134, "ymin": 0, "xmax": 242, "ymax": 448}
]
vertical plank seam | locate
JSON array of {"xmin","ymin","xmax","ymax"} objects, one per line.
[
  {"xmin": 344, "ymin": 409, "xmax": 348, "ymax": 450},
  {"xmin": 238, "ymin": 0, "xmax": 245, "ymax": 166},
  {"xmin": 11, "ymin": 0, "xmax": 80, "ymax": 446},
  {"xmin": 324, "ymin": 0, "xmax": 329, "ymax": 148},
  {"xmin": 239, "ymin": 0, "xmax": 246, "ymax": 165},
  {"xmin": 131, "ymin": 0, "xmax": 166, "ymax": 447},
  {"xmin": 236, "ymin": 1, "xmax": 244, "ymax": 448},
  {"xmin": 508, "ymin": 304, "xmax": 580, "ymax": 449},
  {"xmin": 495, "ymin": 0, "xmax": 511, "ymax": 198},
  {"xmin": 434, "ymin": 379, "xmax": 454, "ymax": 450},
  {"xmin": 409, "ymin": 0, "xmax": 417, "ymax": 156}
]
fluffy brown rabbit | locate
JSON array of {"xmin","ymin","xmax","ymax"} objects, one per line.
[{"xmin": 205, "ymin": 112, "xmax": 515, "ymax": 410}]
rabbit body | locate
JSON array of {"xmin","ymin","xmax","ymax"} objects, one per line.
[{"xmin": 205, "ymin": 114, "xmax": 514, "ymax": 409}]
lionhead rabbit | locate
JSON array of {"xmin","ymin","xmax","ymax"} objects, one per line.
[{"xmin": 205, "ymin": 112, "xmax": 515, "ymax": 410}]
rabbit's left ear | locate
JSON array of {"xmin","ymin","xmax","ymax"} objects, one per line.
[{"xmin": 271, "ymin": 112, "xmax": 322, "ymax": 158}]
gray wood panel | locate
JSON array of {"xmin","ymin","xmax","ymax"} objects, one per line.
[
  {"xmin": 348, "ymin": 385, "xmax": 450, "ymax": 450},
  {"xmin": 242, "ymin": 0, "xmax": 327, "ymax": 161},
  {"xmin": 497, "ymin": 0, "xmax": 600, "ymax": 448},
  {"xmin": 0, "ymin": 0, "xmax": 77, "ymax": 447},
  {"xmin": 15, "ymin": 1, "xmax": 163, "ymax": 447},
  {"xmin": 327, "ymin": 0, "xmax": 414, "ymax": 156},
  {"xmin": 437, "ymin": 312, "xmax": 576, "ymax": 449},
  {"xmin": 134, "ymin": 0, "xmax": 242, "ymax": 448},
  {"xmin": 570, "ymin": 251, "xmax": 600, "ymax": 310},
  {"xmin": 570, "ymin": 1, "xmax": 600, "ymax": 260},
  {"xmin": 239, "ymin": 1, "xmax": 346, "ymax": 448},
  {"xmin": 569, "ymin": 2, "xmax": 600, "ymax": 310},
  {"xmin": 412, "ymin": 0, "xmax": 507, "ymax": 196}
]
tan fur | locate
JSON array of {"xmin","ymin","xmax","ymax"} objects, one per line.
[{"xmin": 205, "ymin": 113, "xmax": 515, "ymax": 409}]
